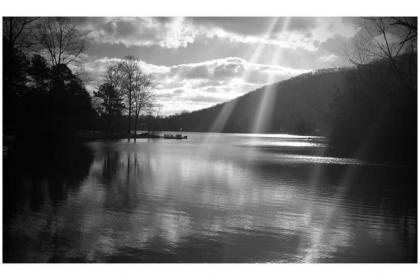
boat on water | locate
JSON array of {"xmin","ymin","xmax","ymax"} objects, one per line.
[{"xmin": 163, "ymin": 133, "xmax": 188, "ymax": 139}]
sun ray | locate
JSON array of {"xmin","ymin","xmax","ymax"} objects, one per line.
[
  {"xmin": 196, "ymin": 17, "xmax": 282, "ymax": 157},
  {"xmin": 241, "ymin": 18, "xmax": 291, "ymax": 163},
  {"xmin": 250, "ymin": 17, "xmax": 291, "ymax": 135}
]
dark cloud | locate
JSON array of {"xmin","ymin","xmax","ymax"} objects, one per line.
[
  {"xmin": 151, "ymin": 17, "xmax": 173, "ymax": 24},
  {"xmin": 288, "ymin": 17, "xmax": 318, "ymax": 32}
]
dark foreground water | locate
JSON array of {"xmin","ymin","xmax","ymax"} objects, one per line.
[{"xmin": 3, "ymin": 133, "xmax": 417, "ymax": 262}]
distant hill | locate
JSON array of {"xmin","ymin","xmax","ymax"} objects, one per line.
[{"xmin": 156, "ymin": 67, "xmax": 352, "ymax": 135}]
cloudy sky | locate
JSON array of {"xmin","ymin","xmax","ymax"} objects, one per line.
[{"xmin": 73, "ymin": 17, "xmax": 360, "ymax": 115}]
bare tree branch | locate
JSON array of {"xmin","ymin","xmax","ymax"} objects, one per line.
[
  {"xmin": 347, "ymin": 17, "xmax": 417, "ymax": 92},
  {"xmin": 3, "ymin": 17, "xmax": 39, "ymax": 52},
  {"xmin": 34, "ymin": 17, "xmax": 85, "ymax": 67}
]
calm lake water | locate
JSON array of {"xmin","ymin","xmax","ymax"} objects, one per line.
[{"xmin": 3, "ymin": 133, "xmax": 417, "ymax": 262}]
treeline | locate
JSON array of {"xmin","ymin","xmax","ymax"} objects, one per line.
[
  {"xmin": 3, "ymin": 17, "xmax": 155, "ymax": 142},
  {"xmin": 328, "ymin": 54, "xmax": 417, "ymax": 162},
  {"xmin": 3, "ymin": 18, "xmax": 95, "ymax": 142}
]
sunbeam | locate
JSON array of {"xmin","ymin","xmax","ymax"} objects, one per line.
[
  {"xmin": 195, "ymin": 17, "xmax": 283, "ymax": 157},
  {"xmin": 239, "ymin": 18, "xmax": 292, "ymax": 163},
  {"xmin": 250, "ymin": 17, "xmax": 291, "ymax": 135}
]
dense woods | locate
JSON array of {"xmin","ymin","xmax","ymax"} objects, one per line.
[
  {"xmin": 4, "ymin": 18, "xmax": 95, "ymax": 141},
  {"xmin": 3, "ymin": 17, "xmax": 155, "ymax": 142}
]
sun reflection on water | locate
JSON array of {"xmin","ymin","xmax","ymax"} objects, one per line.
[{"xmin": 4, "ymin": 134, "xmax": 416, "ymax": 262}]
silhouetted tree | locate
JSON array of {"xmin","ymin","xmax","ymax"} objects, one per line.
[
  {"xmin": 104, "ymin": 62, "xmax": 124, "ymax": 89},
  {"xmin": 348, "ymin": 17, "xmax": 417, "ymax": 92},
  {"xmin": 132, "ymin": 72, "xmax": 154, "ymax": 136},
  {"xmin": 13, "ymin": 54, "xmax": 95, "ymax": 141},
  {"xmin": 3, "ymin": 17, "xmax": 38, "ymax": 134},
  {"xmin": 3, "ymin": 17, "xmax": 97, "ymax": 141},
  {"xmin": 3, "ymin": 17, "xmax": 38, "ymax": 53},
  {"xmin": 117, "ymin": 55, "xmax": 155, "ymax": 138},
  {"xmin": 119, "ymin": 55, "xmax": 140, "ymax": 139},
  {"xmin": 27, "ymin": 54, "xmax": 51, "ymax": 90},
  {"xmin": 94, "ymin": 82, "xmax": 124, "ymax": 138},
  {"xmin": 34, "ymin": 17, "xmax": 85, "ymax": 67},
  {"xmin": 331, "ymin": 17, "xmax": 417, "ymax": 162},
  {"xmin": 329, "ymin": 53, "xmax": 416, "ymax": 162}
]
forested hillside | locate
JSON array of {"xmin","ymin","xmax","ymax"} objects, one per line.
[
  {"xmin": 155, "ymin": 53, "xmax": 416, "ymax": 162},
  {"xmin": 156, "ymin": 68, "xmax": 349, "ymax": 134}
]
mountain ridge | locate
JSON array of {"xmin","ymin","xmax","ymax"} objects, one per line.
[{"xmin": 156, "ymin": 66, "xmax": 352, "ymax": 135}]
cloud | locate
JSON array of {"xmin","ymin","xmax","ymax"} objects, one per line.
[
  {"xmin": 149, "ymin": 57, "xmax": 307, "ymax": 87},
  {"xmin": 69, "ymin": 17, "xmax": 372, "ymax": 115},
  {"xmin": 77, "ymin": 17, "xmax": 199, "ymax": 49},
  {"xmin": 170, "ymin": 63, "xmax": 212, "ymax": 79},
  {"xmin": 288, "ymin": 18, "xmax": 318, "ymax": 32},
  {"xmin": 74, "ymin": 17, "xmax": 361, "ymax": 75},
  {"xmin": 76, "ymin": 17, "xmax": 325, "ymax": 51},
  {"xmin": 82, "ymin": 55, "xmax": 309, "ymax": 115}
]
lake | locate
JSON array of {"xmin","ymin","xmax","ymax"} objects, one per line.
[{"xmin": 3, "ymin": 133, "xmax": 417, "ymax": 262}]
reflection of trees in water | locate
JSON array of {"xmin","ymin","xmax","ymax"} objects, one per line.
[
  {"xmin": 100, "ymin": 147, "xmax": 144, "ymax": 212},
  {"xmin": 4, "ymin": 141, "xmax": 416, "ymax": 262},
  {"xmin": 4, "ymin": 143, "xmax": 94, "ymax": 217},
  {"xmin": 100, "ymin": 145, "xmax": 121, "ymax": 184},
  {"xmin": 3, "ymin": 143, "xmax": 94, "ymax": 262}
]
